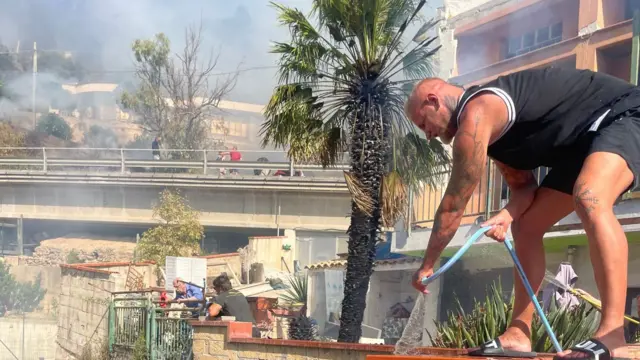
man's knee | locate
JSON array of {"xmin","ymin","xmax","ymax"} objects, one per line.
[
  {"xmin": 572, "ymin": 180, "xmax": 604, "ymax": 219},
  {"xmin": 511, "ymin": 218, "xmax": 546, "ymax": 240}
]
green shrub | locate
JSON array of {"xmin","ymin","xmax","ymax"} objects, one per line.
[
  {"xmin": 132, "ymin": 333, "xmax": 148, "ymax": 360},
  {"xmin": 36, "ymin": 113, "xmax": 72, "ymax": 140},
  {"xmin": 427, "ymin": 280, "xmax": 598, "ymax": 353},
  {"xmin": 0, "ymin": 260, "xmax": 47, "ymax": 315},
  {"xmin": 66, "ymin": 249, "xmax": 84, "ymax": 264}
]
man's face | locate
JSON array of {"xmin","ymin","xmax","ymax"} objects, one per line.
[{"xmin": 409, "ymin": 94, "xmax": 455, "ymax": 145}]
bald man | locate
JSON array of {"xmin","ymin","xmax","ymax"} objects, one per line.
[{"xmin": 406, "ymin": 66, "xmax": 639, "ymax": 360}]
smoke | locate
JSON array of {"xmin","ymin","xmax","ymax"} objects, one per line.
[{"xmin": 0, "ymin": 0, "xmax": 312, "ymax": 105}]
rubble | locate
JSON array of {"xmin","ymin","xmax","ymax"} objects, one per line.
[{"xmin": 25, "ymin": 234, "xmax": 136, "ymax": 265}]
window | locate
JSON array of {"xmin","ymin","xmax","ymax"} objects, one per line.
[{"xmin": 505, "ymin": 22, "xmax": 563, "ymax": 59}]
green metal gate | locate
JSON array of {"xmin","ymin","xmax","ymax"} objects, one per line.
[{"xmin": 108, "ymin": 292, "xmax": 194, "ymax": 360}]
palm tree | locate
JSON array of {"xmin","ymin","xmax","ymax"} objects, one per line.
[{"xmin": 262, "ymin": 0, "xmax": 450, "ymax": 343}]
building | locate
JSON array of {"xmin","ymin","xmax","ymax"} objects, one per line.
[
  {"xmin": 393, "ymin": 0, "xmax": 640, "ymax": 335},
  {"xmin": 58, "ymin": 82, "xmax": 268, "ymax": 148}
]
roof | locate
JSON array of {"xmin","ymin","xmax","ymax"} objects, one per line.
[
  {"xmin": 306, "ymin": 257, "xmax": 422, "ymax": 270},
  {"xmin": 199, "ymin": 252, "xmax": 240, "ymax": 259},
  {"xmin": 60, "ymin": 260, "xmax": 156, "ymax": 275}
]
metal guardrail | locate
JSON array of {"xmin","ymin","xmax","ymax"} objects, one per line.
[{"xmin": 0, "ymin": 147, "xmax": 350, "ymax": 177}]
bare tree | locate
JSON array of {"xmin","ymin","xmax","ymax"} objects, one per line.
[{"xmin": 121, "ymin": 23, "xmax": 237, "ymax": 156}]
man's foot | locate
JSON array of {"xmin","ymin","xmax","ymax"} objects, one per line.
[
  {"xmin": 468, "ymin": 327, "xmax": 535, "ymax": 357},
  {"xmin": 555, "ymin": 331, "xmax": 631, "ymax": 359},
  {"xmin": 495, "ymin": 326, "xmax": 533, "ymax": 353}
]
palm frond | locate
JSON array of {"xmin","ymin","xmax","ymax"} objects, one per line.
[
  {"xmin": 380, "ymin": 171, "xmax": 408, "ymax": 228},
  {"xmin": 344, "ymin": 171, "xmax": 375, "ymax": 216}
]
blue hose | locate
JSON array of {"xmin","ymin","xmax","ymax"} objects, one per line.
[
  {"xmin": 421, "ymin": 226, "xmax": 493, "ymax": 286},
  {"xmin": 420, "ymin": 226, "xmax": 563, "ymax": 353},
  {"xmin": 504, "ymin": 237, "xmax": 563, "ymax": 353}
]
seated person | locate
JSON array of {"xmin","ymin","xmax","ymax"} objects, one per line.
[
  {"xmin": 173, "ymin": 277, "xmax": 204, "ymax": 316},
  {"xmin": 206, "ymin": 274, "xmax": 260, "ymax": 338}
]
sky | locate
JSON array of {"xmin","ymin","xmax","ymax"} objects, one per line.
[{"xmin": 0, "ymin": 0, "xmax": 442, "ymax": 105}]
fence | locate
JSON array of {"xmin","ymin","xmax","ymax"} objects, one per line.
[
  {"xmin": 109, "ymin": 292, "xmax": 198, "ymax": 360},
  {"xmin": 412, "ymin": 160, "xmax": 552, "ymax": 226},
  {"xmin": 0, "ymin": 147, "xmax": 349, "ymax": 177}
]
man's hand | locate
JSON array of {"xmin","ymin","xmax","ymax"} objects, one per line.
[
  {"xmin": 481, "ymin": 209, "xmax": 513, "ymax": 242},
  {"xmin": 412, "ymin": 267, "xmax": 433, "ymax": 294}
]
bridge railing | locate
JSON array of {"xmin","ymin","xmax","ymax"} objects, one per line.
[{"xmin": 0, "ymin": 147, "xmax": 350, "ymax": 177}]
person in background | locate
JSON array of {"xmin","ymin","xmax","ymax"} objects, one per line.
[
  {"xmin": 152, "ymin": 136, "xmax": 162, "ymax": 160},
  {"xmin": 173, "ymin": 277, "xmax": 204, "ymax": 316},
  {"xmin": 219, "ymin": 146, "xmax": 242, "ymax": 175},
  {"xmin": 206, "ymin": 274, "xmax": 260, "ymax": 337}
]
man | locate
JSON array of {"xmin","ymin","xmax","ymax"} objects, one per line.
[
  {"xmin": 405, "ymin": 66, "xmax": 639, "ymax": 360},
  {"xmin": 152, "ymin": 136, "xmax": 161, "ymax": 160},
  {"xmin": 173, "ymin": 277, "xmax": 204, "ymax": 315},
  {"xmin": 206, "ymin": 273, "xmax": 260, "ymax": 337}
]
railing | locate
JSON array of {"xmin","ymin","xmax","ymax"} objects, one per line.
[
  {"xmin": 0, "ymin": 147, "xmax": 349, "ymax": 177},
  {"xmin": 412, "ymin": 160, "xmax": 551, "ymax": 227},
  {"xmin": 109, "ymin": 292, "xmax": 198, "ymax": 360}
]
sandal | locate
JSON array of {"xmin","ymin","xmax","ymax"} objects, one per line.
[
  {"xmin": 468, "ymin": 338, "xmax": 537, "ymax": 358},
  {"xmin": 553, "ymin": 338, "xmax": 632, "ymax": 360}
]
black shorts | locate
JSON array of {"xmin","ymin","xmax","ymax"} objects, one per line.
[{"xmin": 540, "ymin": 111, "xmax": 640, "ymax": 195}]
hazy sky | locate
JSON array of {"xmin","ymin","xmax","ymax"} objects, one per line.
[{"xmin": 0, "ymin": 0, "xmax": 442, "ymax": 105}]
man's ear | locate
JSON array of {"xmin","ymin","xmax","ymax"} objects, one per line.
[{"xmin": 425, "ymin": 94, "xmax": 439, "ymax": 110}]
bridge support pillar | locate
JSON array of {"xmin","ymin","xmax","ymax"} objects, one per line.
[{"xmin": 16, "ymin": 216, "xmax": 23, "ymax": 256}]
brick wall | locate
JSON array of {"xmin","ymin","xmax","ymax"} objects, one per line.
[
  {"xmin": 55, "ymin": 267, "xmax": 115, "ymax": 359},
  {"xmin": 189, "ymin": 321, "xmax": 525, "ymax": 360}
]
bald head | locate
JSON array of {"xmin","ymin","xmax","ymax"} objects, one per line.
[{"xmin": 404, "ymin": 78, "xmax": 464, "ymax": 145}]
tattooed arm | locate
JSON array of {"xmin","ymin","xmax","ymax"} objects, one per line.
[{"xmin": 421, "ymin": 101, "xmax": 495, "ymax": 270}]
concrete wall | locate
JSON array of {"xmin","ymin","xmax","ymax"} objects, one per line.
[
  {"xmin": 0, "ymin": 315, "xmax": 58, "ymax": 360},
  {"xmin": 3, "ymin": 256, "xmax": 62, "ymax": 315},
  {"xmin": 0, "ymin": 184, "xmax": 351, "ymax": 231},
  {"xmin": 248, "ymin": 232, "xmax": 296, "ymax": 273},
  {"xmin": 55, "ymin": 268, "xmax": 115, "ymax": 360}
]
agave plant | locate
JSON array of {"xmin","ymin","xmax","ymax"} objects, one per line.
[
  {"xmin": 281, "ymin": 274, "xmax": 308, "ymax": 306},
  {"xmin": 263, "ymin": 0, "xmax": 450, "ymax": 342},
  {"xmin": 427, "ymin": 280, "xmax": 599, "ymax": 352}
]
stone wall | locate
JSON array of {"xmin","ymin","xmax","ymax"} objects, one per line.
[
  {"xmin": 189, "ymin": 321, "xmax": 515, "ymax": 360},
  {"xmin": 55, "ymin": 267, "xmax": 115, "ymax": 360},
  {"xmin": 0, "ymin": 315, "xmax": 58, "ymax": 360}
]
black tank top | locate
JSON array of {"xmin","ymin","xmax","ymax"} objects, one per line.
[{"xmin": 453, "ymin": 67, "xmax": 638, "ymax": 169}]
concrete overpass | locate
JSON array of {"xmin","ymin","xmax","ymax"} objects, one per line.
[
  {"xmin": 0, "ymin": 171, "xmax": 351, "ymax": 230},
  {"xmin": 0, "ymin": 149, "xmax": 353, "ymax": 254}
]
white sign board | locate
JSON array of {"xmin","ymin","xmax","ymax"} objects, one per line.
[{"xmin": 165, "ymin": 256, "xmax": 207, "ymax": 291}]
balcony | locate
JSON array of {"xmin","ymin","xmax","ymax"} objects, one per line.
[{"xmin": 394, "ymin": 160, "xmax": 640, "ymax": 256}]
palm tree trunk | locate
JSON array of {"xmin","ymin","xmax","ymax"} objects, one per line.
[{"xmin": 338, "ymin": 105, "xmax": 388, "ymax": 343}]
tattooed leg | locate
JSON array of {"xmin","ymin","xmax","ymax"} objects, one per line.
[{"xmin": 558, "ymin": 151, "xmax": 634, "ymax": 359}]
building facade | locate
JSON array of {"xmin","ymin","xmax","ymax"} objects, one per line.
[{"xmin": 394, "ymin": 0, "xmax": 640, "ymax": 336}]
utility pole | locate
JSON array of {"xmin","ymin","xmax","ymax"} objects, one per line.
[{"xmin": 32, "ymin": 42, "xmax": 37, "ymax": 129}]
